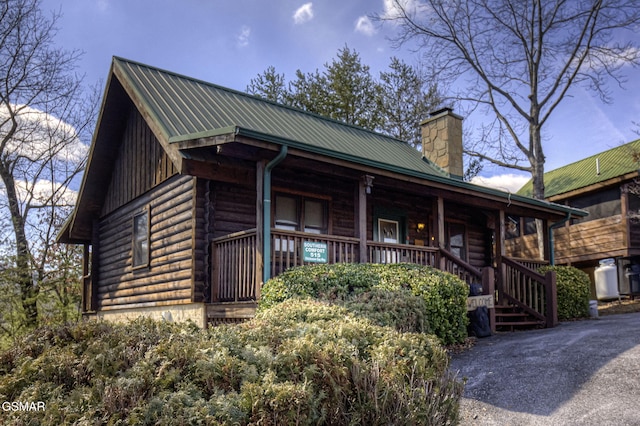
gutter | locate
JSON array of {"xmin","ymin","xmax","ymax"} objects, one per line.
[
  {"xmin": 263, "ymin": 145, "xmax": 288, "ymax": 283},
  {"xmin": 549, "ymin": 212, "xmax": 571, "ymax": 266}
]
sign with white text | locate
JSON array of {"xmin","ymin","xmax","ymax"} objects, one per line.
[
  {"xmin": 303, "ymin": 241, "xmax": 328, "ymax": 263},
  {"xmin": 466, "ymin": 295, "xmax": 495, "ymax": 311}
]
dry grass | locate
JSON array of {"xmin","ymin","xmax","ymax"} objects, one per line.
[{"xmin": 597, "ymin": 297, "xmax": 640, "ymax": 316}]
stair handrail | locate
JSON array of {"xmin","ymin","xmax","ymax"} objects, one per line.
[
  {"xmin": 501, "ymin": 256, "xmax": 557, "ymax": 327},
  {"xmin": 439, "ymin": 247, "xmax": 483, "ymax": 284}
]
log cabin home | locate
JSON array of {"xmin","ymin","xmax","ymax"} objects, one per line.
[
  {"xmin": 58, "ymin": 57, "xmax": 587, "ymax": 331},
  {"xmin": 508, "ymin": 140, "xmax": 640, "ymax": 298}
]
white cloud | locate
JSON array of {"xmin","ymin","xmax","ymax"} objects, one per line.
[
  {"xmin": 471, "ymin": 174, "xmax": 530, "ymax": 194},
  {"xmin": 355, "ymin": 16, "xmax": 376, "ymax": 36},
  {"xmin": 0, "ymin": 178, "xmax": 78, "ymax": 207},
  {"xmin": 293, "ymin": 3, "xmax": 314, "ymax": 25},
  {"xmin": 382, "ymin": 0, "xmax": 426, "ymax": 20},
  {"xmin": 0, "ymin": 104, "xmax": 87, "ymax": 165},
  {"xmin": 236, "ymin": 25, "xmax": 251, "ymax": 48}
]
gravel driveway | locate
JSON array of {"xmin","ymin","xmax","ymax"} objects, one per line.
[{"xmin": 450, "ymin": 312, "xmax": 640, "ymax": 425}]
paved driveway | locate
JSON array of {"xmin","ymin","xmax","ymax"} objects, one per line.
[{"xmin": 450, "ymin": 312, "xmax": 640, "ymax": 425}]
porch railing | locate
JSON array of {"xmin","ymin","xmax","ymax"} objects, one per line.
[
  {"xmin": 500, "ymin": 256, "xmax": 557, "ymax": 327},
  {"xmin": 212, "ymin": 229, "xmax": 258, "ymax": 302},
  {"xmin": 366, "ymin": 241, "xmax": 439, "ymax": 267},
  {"xmin": 212, "ymin": 229, "xmax": 491, "ymax": 302},
  {"xmin": 271, "ymin": 229, "xmax": 360, "ymax": 275}
]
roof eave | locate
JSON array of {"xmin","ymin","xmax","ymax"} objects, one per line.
[{"xmin": 175, "ymin": 126, "xmax": 587, "ymax": 219}]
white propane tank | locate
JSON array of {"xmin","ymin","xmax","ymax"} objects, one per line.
[{"xmin": 595, "ymin": 258, "xmax": 619, "ymax": 300}]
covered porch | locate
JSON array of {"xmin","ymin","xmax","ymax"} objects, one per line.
[{"xmin": 207, "ymin": 227, "xmax": 559, "ymax": 332}]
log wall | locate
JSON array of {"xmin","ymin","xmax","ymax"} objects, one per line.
[{"xmin": 96, "ymin": 175, "xmax": 196, "ymax": 310}]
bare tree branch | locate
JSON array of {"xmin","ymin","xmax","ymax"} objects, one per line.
[{"xmin": 375, "ymin": 0, "xmax": 640, "ymax": 202}]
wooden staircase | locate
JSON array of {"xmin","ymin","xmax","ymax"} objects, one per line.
[{"xmin": 494, "ymin": 304, "xmax": 545, "ymax": 331}]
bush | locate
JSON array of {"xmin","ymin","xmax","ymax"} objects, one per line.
[
  {"xmin": 0, "ymin": 305, "xmax": 463, "ymax": 425},
  {"xmin": 260, "ymin": 263, "xmax": 469, "ymax": 345},
  {"xmin": 539, "ymin": 265, "xmax": 591, "ymax": 320}
]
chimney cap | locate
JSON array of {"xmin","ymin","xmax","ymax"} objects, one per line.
[
  {"xmin": 429, "ymin": 107, "xmax": 454, "ymax": 117},
  {"xmin": 421, "ymin": 108, "xmax": 463, "ymax": 126}
]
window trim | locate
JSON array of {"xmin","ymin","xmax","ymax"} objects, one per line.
[{"xmin": 132, "ymin": 209, "xmax": 150, "ymax": 270}]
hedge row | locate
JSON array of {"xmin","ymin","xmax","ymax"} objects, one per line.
[{"xmin": 260, "ymin": 263, "xmax": 469, "ymax": 345}]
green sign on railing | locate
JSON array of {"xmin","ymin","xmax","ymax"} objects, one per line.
[{"xmin": 303, "ymin": 241, "xmax": 328, "ymax": 263}]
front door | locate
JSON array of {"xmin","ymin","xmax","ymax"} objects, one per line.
[{"xmin": 373, "ymin": 210, "xmax": 406, "ymax": 263}]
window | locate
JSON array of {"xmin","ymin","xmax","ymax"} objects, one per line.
[
  {"xmin": 274, "ymin": 194, "xmax": 328, "ymax": 234},
  {"xmin": 447, "ymin": 223, "xmax": 466, "ymax": 261},
  {"xmin": 133, "ymin": 211, "xmax": 149, "ymax": 268}
]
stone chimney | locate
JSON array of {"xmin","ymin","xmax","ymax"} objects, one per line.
[{"xmin": 420, "ymin": 108, "xmax": 464, "ymax": 179}]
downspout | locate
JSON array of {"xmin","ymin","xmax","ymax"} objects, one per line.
[
  {"xmin": 263, "ymin": 145, "xmax": 288, "ymax": 284},
  {"xmin": 548, "ymin": 212, "xmax": 571, "ymax": 266}
]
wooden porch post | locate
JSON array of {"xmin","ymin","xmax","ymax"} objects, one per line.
[
  {"xmin": 496, "ymin": 210, "xmax": 506, "ymax": 305},
  {"xmin": 545, "ymin": 270, "xmax": 558, "ymax": 327},
  {"xmin": 358, "ymin": 176, "xmax": 371, "ymax": 263},
  {"xmin": 482, "ymin": 267, "xmax": 496, "ymax": 333},
  {"xmin": 621, "ymin": 184, "xmax": 630, "ymax": 250},
  {"xmin": 256, "ymin": 161, "xmax": 266, "ymax": 299},
  {"xmin": 90, "ymin": 219, "xmax": 100, "ymax": 312},
  {"xmin": 436, "ymin": 196, "xmax": 446, "ymax": 270},
  {"xmin": 82, "ymin": 244, "xmax": 90, "ymax": 312}
]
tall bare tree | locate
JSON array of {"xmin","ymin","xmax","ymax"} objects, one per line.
[
  {"xmin": 0, "ymin": 0, "xmax": 96, "ymax": 329},
  {"xmin": 378, "ymin": 0, "xmax": 640, "ymax": 200}
]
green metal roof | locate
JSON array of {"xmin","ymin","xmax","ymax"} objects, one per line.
[
  {"xmin": 104, "ymin": 57, "xmax": 586, "ymax": 219},
  {"xmin": 113, "ymin": 57, "xmax": 448, "ymax": 178},
  {"xmin": 518, "ymin": 139, "xmax": 640, "ymax": 198}
]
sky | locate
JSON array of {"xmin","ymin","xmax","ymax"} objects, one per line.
[{"xmin": 50, "ymin": 0, "xmax": 640, "ymax": 193}]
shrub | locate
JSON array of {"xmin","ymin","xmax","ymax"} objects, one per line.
[
  {"xmin": 260, "ymin": 263, "xmax": 469, "ymax": 344},
  {"xmin": 0, "ymin": 304, "xmax": 463, "ymax": 425},
  {"xmin": 539, "ymin": 265, "xmax": 591, "ymax": 320}
]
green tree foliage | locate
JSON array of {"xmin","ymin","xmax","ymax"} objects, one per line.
[
  {"xmin": 246, "ymin": 65, "xmax": 288, "ymax": 104},
  {"xmin": 378, "ymin": 57, "xmax": 441, "ymax": 147},
  {"xmin": 247, "ymin": 46, "xmax": 443, "ymax": 149}
]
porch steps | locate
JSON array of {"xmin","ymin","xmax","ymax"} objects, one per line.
[{"xmin": 494, "ymin": 304, "xmax": 545, "ymax": 331}]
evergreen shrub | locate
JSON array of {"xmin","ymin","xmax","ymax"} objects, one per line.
[
  {"xmin": 538, "ymin": 265, "xmax": 591, "ymax": 320},
  {"xmin": 260, "ymin": 263, "xmax": 469, "ymax": 344},
  {"xmin": 0, "ymin": 305, "xmax": 463, "ymax": 425}
]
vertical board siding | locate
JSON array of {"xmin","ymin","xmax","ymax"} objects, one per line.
[
  {"xmin": 102, "ymin": 107, "xmax": 178, "ymax": 216},
  {"xmin": 96, "ymin": 175, "xmax": 195, "ymax": 309}
]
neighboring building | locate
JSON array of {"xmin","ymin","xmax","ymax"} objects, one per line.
[
  {"xmin": 58, "ymin": 57, "xmax": 585, "ymax": 329},
  {"xmin": 508, "ymin": 140, "xmax": 640, "ymax": 296}
]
